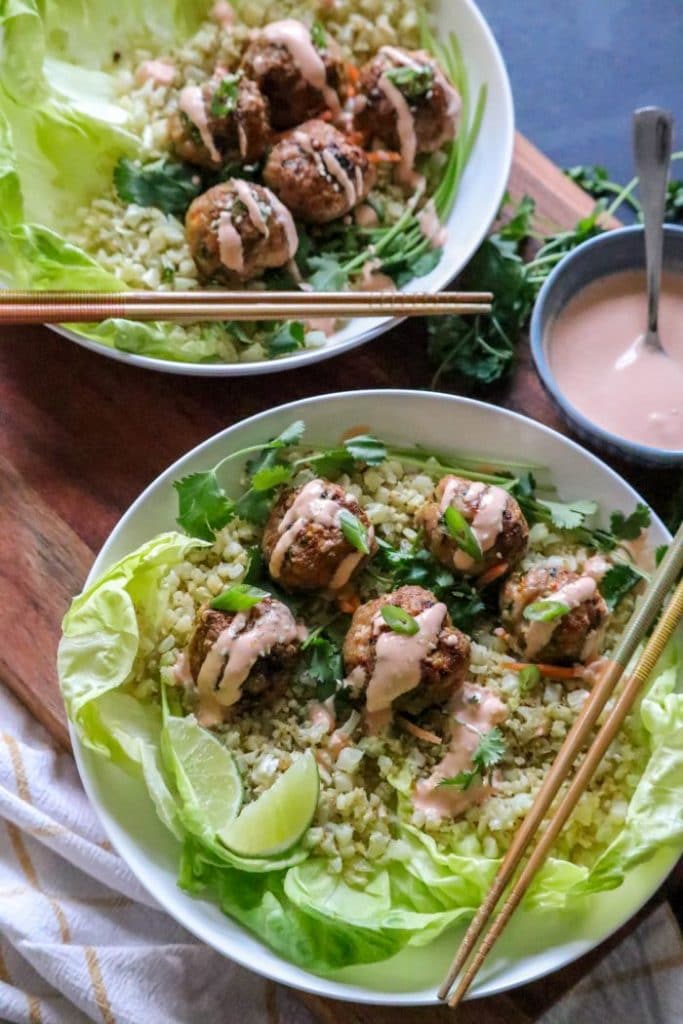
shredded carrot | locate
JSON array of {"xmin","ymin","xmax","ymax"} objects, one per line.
[
  {"xmin": 366, "ymin": 149, "xmax": 402, "ymax": 164},
  {"xmin": 504, "ymin": 661, "xmax": 581, "ymax": 681},
  {"xmin": 346, "ymin": 62, "xmax": 360, "ymax": 86},
  {"xmin": 397, "ymin": 716, "xmax": 443, "ymax": 745},
  {"xmin": 337, "ymin": 593, "xmax": 360, "ymax": 614},
  {"xmin": 476, "ymin": 561, "xmax": 509, "ymax": 589}
]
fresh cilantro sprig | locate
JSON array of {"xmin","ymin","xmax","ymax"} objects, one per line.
[
  {"xmin": 114, "ymin": 158, "xmax": 202, "ymax": 216},
  {"xmin": 384, "ymin": 64, "xmax": 435, "ymax": 99},
  {"xmin": 610, "ymin": 503, "xmax": 651, "ymax": 541},
  {"xmin": 210, "ymin": 72, "xmax": 241, "ymax": 118},
  {"xmin": 599, "ymin": 563, "xmax": 644, "ymax": 611},
  {"xmin": 439, "ymin": 727, "xmax": 506, "ymax": 790},
  {"xmin": 174, "ymin": 421, "xmax": 304, "ymax": 539},
  {"xmin": 374, "ymin": 536, "xmax": 485, "ymax": 632}
]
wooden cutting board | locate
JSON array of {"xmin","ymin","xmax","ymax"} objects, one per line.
[{"xmin": 1, "ymin": 132, "xmax": 681, "ymax": 1021}]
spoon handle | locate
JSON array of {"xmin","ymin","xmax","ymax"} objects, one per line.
[{"xmin": 633, "ymin": 107, "xmax": 673, "ymax": 337}]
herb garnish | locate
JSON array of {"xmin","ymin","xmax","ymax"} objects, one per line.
[
  {"xmin": 610, "ymin": 503, "xmax": 651, "ymax": 540},
  {"xmin": 210, "ymin": 72, "xmax": 241, "ymax": 118},
  {"xmin": 310, "ymin": 20, "xmax": 327, "ymax": 50},
  {"xmin": 265, "ymin": 321, "xmax": 306, "ymax": 357},
  {"xmin": 439, "ymin": 727, "xmax": 506, "ymax": 790},
  {"xmin": 442, "ymin": 505, "xmax": 482, "ymax": 562},
  {"xmin": 523, "ymin": 599, "xmax": 570, "ymax": 623},
  {"xmin": 210, "ymin": 583, "xmax": 268, "ymax": 612},
  {"xmin": 384, "ymin": 64, "xmax": 435, "ymax": 99},
  {"xmin": 599, "ymin": 564, "xmax": 644, "ymax": 611},
  {"xmin": 517, "ymin": 664, "xmax": 541, "ymax": 694},
  {"xmin": 114, "ymin": 158, "xmax": 202, "ymax": 216},
  {"xmin": 339, "ymin": 510, "xmax": 370, "ymax": 554},
  {"xmin": 380, "ymin": 605, "xmax": 419, "ymax": 635}
]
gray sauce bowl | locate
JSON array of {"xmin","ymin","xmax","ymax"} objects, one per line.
[{"xmin": 530, "ymin": 224, "xmax": 683, "ymax": 468}]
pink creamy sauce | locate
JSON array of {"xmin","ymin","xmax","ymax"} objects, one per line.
[
  {"xmin": 233, "ymin": 180, "xmax": 269, "ymax": 236},
  {"xmin": 440, "ymin": 480, "xmax": 508, "ymax": 570},
  {"xmin": 304, "ymin": 316, "xmax": 338, "ymax": 336},
  {"xmin": 269, "ymin": 479, "xmax": 374, "ymax": 588},
  {"xmin": 366, "ymin": 603, "xmax": 447, "ymax": 714},
  {"xmin": 549, "ymin": 269, "xmax": 683, "ymax": 451},
  {"xmin": 413, "ymin": 683, "xmax": 508, "ymax": 819},
  {"xmin": 524, "ymin": 575, "xmax": 597, "ymax": 660},
  {"xmin": 417, "ymin": 199, "xmax": 447, "ymax": 247},
  {"xmin": 217, "ymin": 214, "xmax": 244, "ymax": 274},
  {"xmin": 358, "ymin": 259, "xmax": 396, "ymax": 292},
  {"xmin": 135, "ymin": 59, "xmax": 175, "ymax": 87},
  {"xmin": 179, "ymin": 85, "xmax": 221, "ymax": 164},
  {"xmin": 259, "ymin": 20, "xmax": 340, "ymax": 117},
  {"xmin": 196, "ymin": 603, "xmax": 304, "ymax": 725}
]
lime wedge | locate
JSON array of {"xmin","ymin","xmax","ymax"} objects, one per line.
[
  {"xmin": 218, "ymin": 750, "xmax": 319, "ymax": 858},
  {"xmin": 163, "ymin": 715, "xmax": 242, "ymax": 834}
]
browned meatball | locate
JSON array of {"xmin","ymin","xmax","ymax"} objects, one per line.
[
  {"xmin": 185, "ymin": 180, "xmax": 298, "ymax": 283},
  {"xmin": 262, "ymin": 478, "xmax": 376, "ymax": 592},
  {"xmin": 418, "ymin": 476, "xmax": 529, "ymax": 580},
  {"xmin": 500, "ymin": 564, "xmax": 610, "ymax": 665},
  {"xmin": 169, "ymin": 73, "xmax": 271, "ymax": 169},
  {"xmin": 187, "ymin": 597, "xmax": 302, "ymax": 709},
  {"xmin": 240, "ymin": 19, "xmax": 345, "ymax": 129},
  {"xmin": 353, "ymin": 47, "xmax": 460, "ymax": 181},
  {"xmin": 263, "ymin": 119, "xmax": 376, "ymax": 224},
  {"xmin": 343, "ymin": 585, "xmax": 471, "ymax": 716}
]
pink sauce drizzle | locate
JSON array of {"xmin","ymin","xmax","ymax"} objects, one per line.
[
  {"xmin": 366, "ymin": 602, "xmax": 447, "ymax": 714},
  {"xmin": 321, "ymin": 148, "xmax": 358, "ymax": 205},
  {"xmin": 417, "ymin": 199, "xmax": 447, "ymax": 247},
  {"xmin": 267, "ymin": 190, "xmax": 299, "ymax": 258},
  {"xmin": 413, "ymin": 683, "xmax": 507, "ymax": 819},
  {"xmin": 377, "ymin": 71, "xmax": 417, "ymax": 186},
  {"xmin": 524, "ymin": 576, "xmax": 597, "ymax": 659},
  {"xmin": 217, "ymin": 213, "xmax": 244, "ymax": 274},
  {"xmin": 196, "ymin": 601, "xmax": 302, "ymax": 723},
  {"xmin": 179, "ymin": 85, "xmax": 221, "ymax": 164},
  {"xmin": 439, "ymin": 480, "xmax": 509, "ymax": 571},
  {"xmin": 259, "ymin": 20, "xmax": 341, "ymax": 117},
  {"xmin": 233, "ymin": 180, "xmax": 269, "ymax": 236},
  {"xmin": 135, "ymin": 59, "xmax": 176, "ymax": 87}
]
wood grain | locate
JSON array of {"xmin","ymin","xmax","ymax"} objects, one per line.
[{"xmin": 0, "ymin": 131, "xmax": 680, "ymax": 1019}]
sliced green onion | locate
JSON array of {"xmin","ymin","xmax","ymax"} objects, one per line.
[
  {"xmin": 517, "ymin": 664, "xmax": 541, "ymax": 693},
  {"xmin": 523, "ymin": 599, "xmax": 571, "ymax": 623},
  {"xmin": 442, "ymin": 505, "xmax": 483, "ymax": 562},
  {"xmin": 210, "ymin": 584, "xmax": 268, "ymax": 612},
  {"xmin": 339, "ymin": 509, "xmax": 370, "ymax": 554},
  {"xmin": 380, "ymin": 605, "xmax": 419, "ymax": 636}
]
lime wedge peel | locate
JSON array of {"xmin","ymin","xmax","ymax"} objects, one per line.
[
  {"xmin": 218, "ymin": 749, "xmax": 320, "ymax": 858},
  {"xmin": 162, "ymin": 715, "xmax": 243, "ymax": 835}
]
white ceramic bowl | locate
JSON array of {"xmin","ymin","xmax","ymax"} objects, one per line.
[
  {"xmin": 71, "ymin": 390, "xmax": 680, "ymax": 1005},
  {"xmin": 54, "ymin": 0, "xmax": 514, "ymax": 376}
]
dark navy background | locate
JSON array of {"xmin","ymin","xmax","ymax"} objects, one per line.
[{"xmin": 477, "ymin": 1, "xmax": 683, "ymax": 185}]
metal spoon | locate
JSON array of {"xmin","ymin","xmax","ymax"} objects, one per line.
[{"xmin": 633, "ymin": 106, "xmax": 674, "ymax": 355}]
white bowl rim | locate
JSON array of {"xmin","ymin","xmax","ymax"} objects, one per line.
[
  {"xmin": 49, "ymin": 0, "xmax": 514, "ymax": 378},
  {"xmin": 67, "ymin": 389, "xmax": 678, "ymax": 1006}
]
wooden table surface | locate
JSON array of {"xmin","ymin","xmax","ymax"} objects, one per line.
[{"xmin": 1, "ymin": 133, "xmax": 681, "ymax": 1020}]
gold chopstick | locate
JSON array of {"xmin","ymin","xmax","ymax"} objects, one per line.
[
  {"xmin": 0, "ymin": 290, "xmax": 492, "ymax": 323},
  {"xmin": 439, "ymin": 521, "xmax": 683, "ymax": 1006}
]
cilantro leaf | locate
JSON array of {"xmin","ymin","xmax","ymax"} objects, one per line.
[
  {"xmin": 599, "ymin": 563, "xmax": 644, "ymax": 611},
  {"xmin": 250, "ymin": 464, "xmax": 294, "ymax": 491},
  {"xmin": 310, "ymin": 20, "xmax": 327, "ymax": 50},
  {"xmin": 235, "ymin": 487, "xmax": 276, "ymax": 525},
  {"xmin": 339, "ymin": 509, "xmax": 370, "ymax": 554},
  {"xmin": 380, "ymin": 605, "xmax": 419, "ymax": 635},
  {"xmin": 535, "ymin": 498, "xmax": 598, "ymax": 531},
  {"xmin": 210, "ymin": 72, "xmax": 241, "ymax": 118},
  {"xmin": 306, "ymin": 255, "xmax": 349, "ymax": 291},
  {"xmin": 610, "ymin": 503, "xmax": 651, "ymax": 540},
  {"xmin": 655, "ymin": 544, "xmax": 668, "ymax": 567},
  {"xmin": 174, "ymin": 471, "xmax": 235, "ymax": 541},
  {"xmin": 210, "ymin": 584, "xmax": 268, "ymax": 612},
  {"xmin": 302, "ymin": 634, "xmax": 343, "ymax": 700},
  {"xmin": 245, "ymin": 420, "xmax": 304, "ymax": 479},
  {"xmin": 266, "ymin": 321, "xmax": 305, "ymax": 356},
  {"xmin": 114, "ymin": 158, "xmax": 202, "ymax": 216},
  {"xmin": 388, "ymin": 247, "xmax": 442, "ymax": 288},
  {"xmin": 439, "ymin": 727, "xmax": 506, "ymax": 790}
]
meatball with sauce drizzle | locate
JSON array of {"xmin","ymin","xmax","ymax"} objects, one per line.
[
  {"xmin": 186, "ymin": 596, "xmax": 305, "ymax": 726},
  {"xmin": 185, "ymin": 179, "xmax": 298, "ymax": 283},
  {"xmin": 241, "ymin": 19, "xmax": 345, "ymax": 130},
  {"xmin": 343, "ymin": 585, "xmax": 471, "ymax": 722},
  {"xmin": 263, "ymin": 119, "xmax": 376, "ymax": 224},
  {"xmin": 500, "ymin": 563, "xmax": 610, "ymax": 665},
  {"xmin": 262, "ymin": 478, "xmax": 376, "ymax": 593},
  {"xmin": 418, "ymin": 475, "xmax": 529, "ymax": 580},
  {"xmin": 353, "ymin": 46, "xmax": 460, "ymax": 185},
  {"xmin": 169, "ymin": 72, "xmax": 271, "ymax": 170}
]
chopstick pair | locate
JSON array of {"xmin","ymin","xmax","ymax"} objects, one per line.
[
  {"xmin": 0, "ymin": 289, "xmax": 492, "ymax": 324},
  {"xmin": 439, "ymin": 521, "xmax": 683, "ymax": 1007}
]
